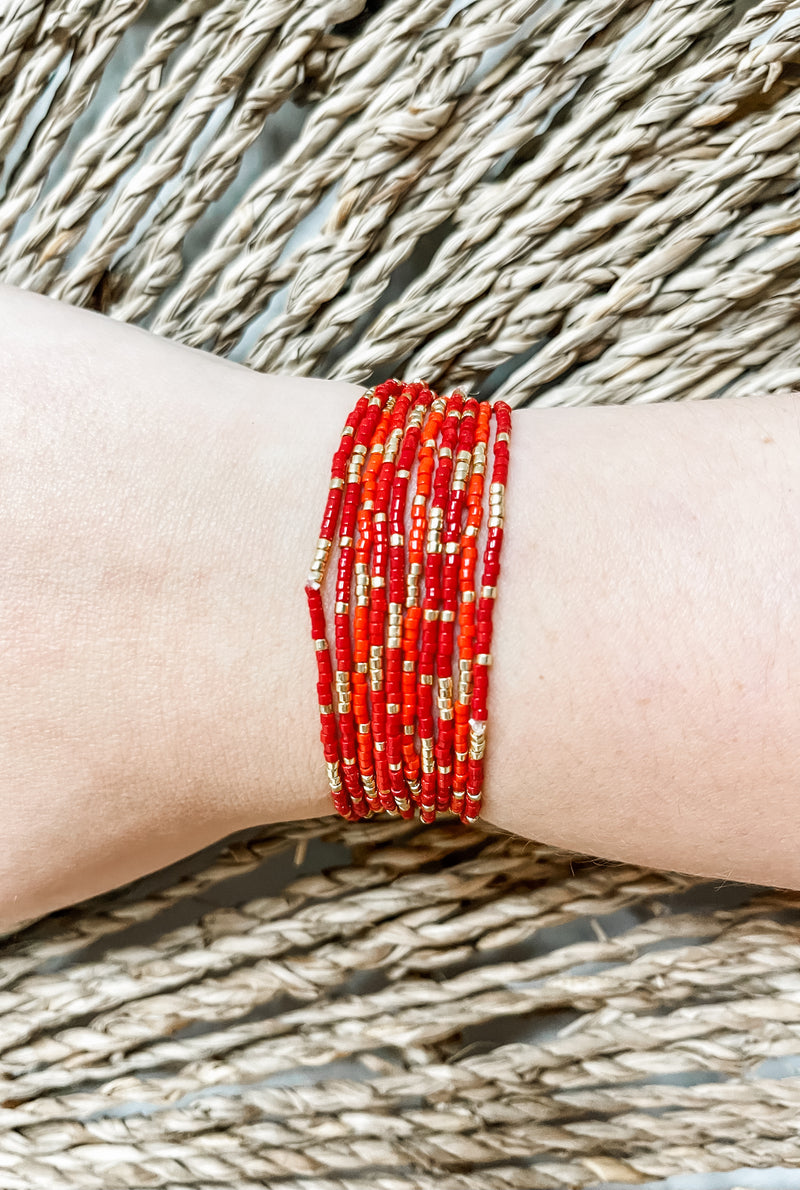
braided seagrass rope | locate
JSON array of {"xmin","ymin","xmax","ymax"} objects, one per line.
[{"xmin": 3, "ymin": 1, "xmax": 800, "ymax": 1186}]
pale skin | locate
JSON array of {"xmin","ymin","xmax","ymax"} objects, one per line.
[{"xmin": 0, "ymin": 281, "xmax": 799, "ymax": 931}]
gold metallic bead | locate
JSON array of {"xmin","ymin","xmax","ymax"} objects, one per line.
[
  {"xmin": 315, "ymin": 638, "xmax": 329, "ymax": 651},
  {"xmin": 325, "ymin": 759, "xmax": 341, "ymax": 784},
  {"xmin": 330, "ymin": 477, "xmax": 344, "ymax": 489},
  {"xmin": 476, "ymin": 653, "xmax": 492, "ymax": 666},
  {"xmin": 319, "ymin": 703, "xmax": 333, "ymax": 715},
  {"xmin": 387, "ymin": 703, "xmax": 401, "ymax": 715},
  {"xmin": 419, "ymin": 673, "xmax": 433, "ymax": 685},
  {"xmin": 423, "ymin": 609, "xmax": 439, "ymax": 622},
  {"xmin": 335, "ymin": 601, "xmax": 350, "ymax": 614},
  {"xmin": 481, "ymin": 585, "xmax": 497, "ymax": 599}
]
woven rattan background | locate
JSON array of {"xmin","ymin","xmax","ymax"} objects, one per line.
[{"xmin": 2, "ymin": 1, "xmax": 800, "ymax": 1187}]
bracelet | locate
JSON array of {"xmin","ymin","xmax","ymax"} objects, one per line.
[{"xmin": 306, "ymin": 379, "xmax": 511, "ymax": 824}]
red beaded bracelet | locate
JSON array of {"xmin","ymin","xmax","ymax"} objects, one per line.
[{"xmin": 306, "ymin": 380, "xmax": 511, "ymax": 823}]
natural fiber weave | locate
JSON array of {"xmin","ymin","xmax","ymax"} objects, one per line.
[{"xmin": 2, "ymin": 0, "xmax": 800, "ymax": 1186}]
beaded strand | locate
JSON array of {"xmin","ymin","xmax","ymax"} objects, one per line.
[
  {"xmin": 417, "ymin": 390, "xmax": 464, "ymax": 824},
  {"xmin": 463, "ymin": 399, "xmax": 511, "ymax": 825},
  {"xmin": 451, "ymin": 399, "xmax": 491, "ymax": 816}
]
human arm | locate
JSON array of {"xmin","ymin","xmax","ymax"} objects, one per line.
[{"xmin": 0, "ymin": 282, "xmax": 798, "ymax": 928}]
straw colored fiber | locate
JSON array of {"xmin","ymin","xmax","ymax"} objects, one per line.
[{"xmin": 1, "ymin": 1, "xmax": 800, "ymax": 1187}]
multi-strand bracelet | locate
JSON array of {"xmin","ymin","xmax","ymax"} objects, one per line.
[{"xmin": 305, "ymin": 379, "xmax": 511, "ymax": 825}]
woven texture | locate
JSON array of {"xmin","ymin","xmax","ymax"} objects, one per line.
[{"xmin": 2, "ymin": 0, "xmax": 800, "ymax": 1186}]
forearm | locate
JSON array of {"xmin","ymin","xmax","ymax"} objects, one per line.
[{"xmin": 0, "ymin": 285, "xmax": 799, "ymax": 930}]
